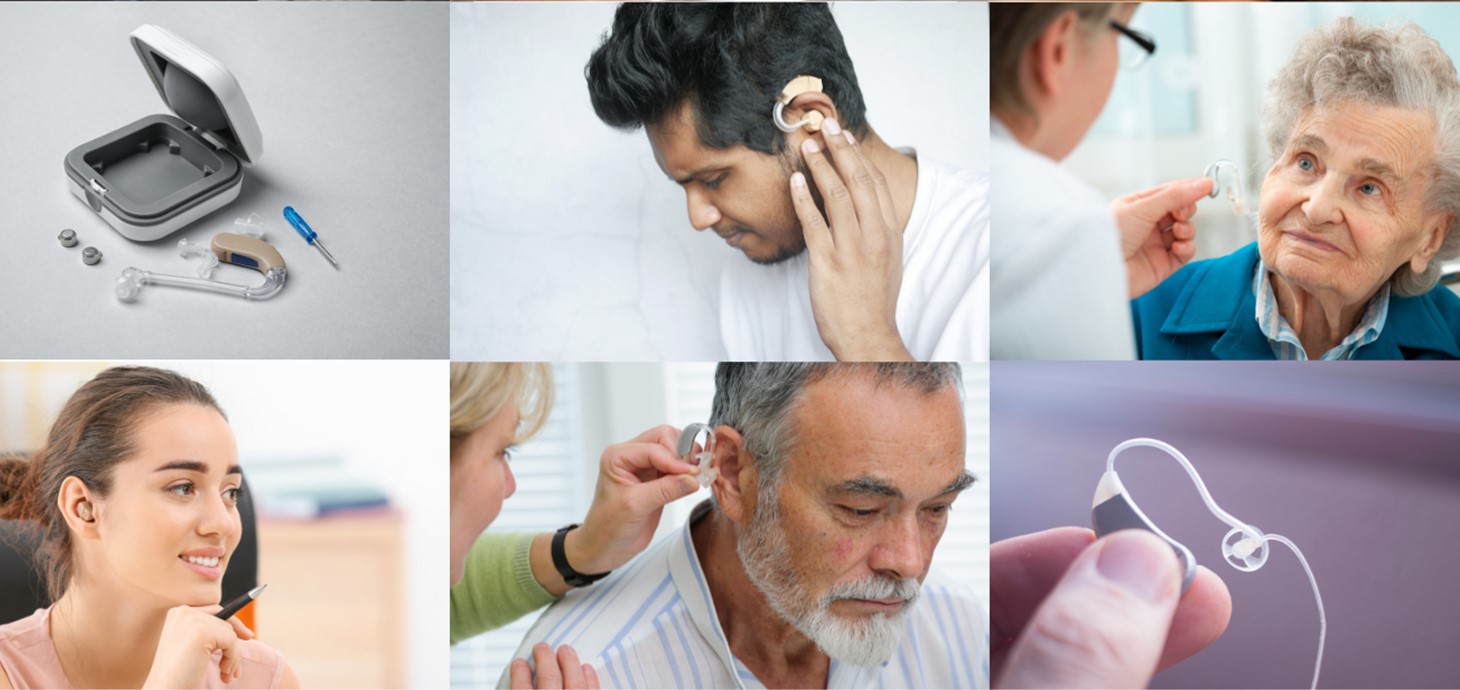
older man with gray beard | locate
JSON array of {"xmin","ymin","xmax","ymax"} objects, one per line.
[{"xmin": 500, "ymin": 363, "xmax": 985, "ymax": 689}]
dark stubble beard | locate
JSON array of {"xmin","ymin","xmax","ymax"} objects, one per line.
[{"xmin": 746, "ymin": 154, "xmax": 820, "ymax": 266}]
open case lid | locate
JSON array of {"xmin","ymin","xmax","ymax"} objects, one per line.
[{"xmin": 129, "ymin": 24, "xmax": 262, "ymax": 166}]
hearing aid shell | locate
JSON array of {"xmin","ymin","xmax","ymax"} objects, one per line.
[
  {"xmin": 677, "ymin": 423, "xmax": 718, "ymax": 488},
  {"xmin": 1091, "ymin": 470, "xmax": 1199, "ymax": 593},
  {"xmin": 773, "ymin": 75, "xmax": 825, "ymax": 133},
  {"xmin": 1204, "ymin": 159, "xmax": 1248, "ymax": 215}
]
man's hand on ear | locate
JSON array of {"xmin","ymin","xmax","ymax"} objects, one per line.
[{"xmin": 789, "ymin": 118, "xmax": 914, "ymax": 362}]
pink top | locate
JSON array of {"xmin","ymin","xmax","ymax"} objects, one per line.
[{"xmin": 0, "ymin": 608, "xmax": 285, "ymax": 689}]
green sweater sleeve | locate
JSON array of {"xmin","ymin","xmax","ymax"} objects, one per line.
[{"xmin": 450, "ymin": 531, "xmax": 561, "ymax": 645}]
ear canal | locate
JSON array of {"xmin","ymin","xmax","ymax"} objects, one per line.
[{"xmin": 804, "ymin": 110, "xmax": 824, "ymax": 132}]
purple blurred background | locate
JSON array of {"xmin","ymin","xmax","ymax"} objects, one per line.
[{"xmin": 992, "ymin": 362, "xmax": 1460, "ymax": 689}]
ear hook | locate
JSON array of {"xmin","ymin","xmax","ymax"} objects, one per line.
[
  {"xmin": 1204, "ymin": 159, "xmax": 1249, "ymax": 215},
  {"xmin": 773, "ymin": 75, "xmax": 825, "ymax": 133},
  {"xmin": 677, "ymin": 423, "xmax": 718, "ymax": 488},
  {"xmin": 1093, "ymin": 438, "xmax": 1326, "ymax": 690}
]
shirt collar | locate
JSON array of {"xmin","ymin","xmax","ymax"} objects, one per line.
[
  {"xmin": 668, "ymin": 500, "xmax": 743, "ymax": 687},
  {"xmin": 1252, "ymin": 261, "xmax": 1390, "ymax": 360}
]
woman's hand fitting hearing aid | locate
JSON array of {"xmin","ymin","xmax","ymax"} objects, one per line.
[
  {"xmin": 789, "ymin": 117, "xmax": 913, "ymax": 362},
  {"xmin": 1110, "ymin": 177, "xmax": 1213, "ymax": 300},
  {"xmin": 527, "ymin": 425, "xmax": 701, "ymax": 597},
  {"xmin": 990, "ymin": 527, "xmax": 1233, "ymax": 689}
]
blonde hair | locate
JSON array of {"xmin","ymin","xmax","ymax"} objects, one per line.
[{"xmin": 449, "ymin": 363, "xmax": 554, "ymax": 458}]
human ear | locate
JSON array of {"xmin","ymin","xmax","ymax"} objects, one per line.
[
  {"xmin": 778, "ymin": 91, "xmax": 841, "ymax": 154},
  {"xmin": 58, "ymin": 476, "xmax": 101, "ymax": 540},
  {"xmin": 709, "ymin": 426, "xmax": 757, "ymax": 527},
  {"xmin": 1409, "ymin": 214, "xmax": 1452, "ymax": 274},
  {"xmin": 1028, "ymin": 11, "xmax": 1080, "ymax": 104}
]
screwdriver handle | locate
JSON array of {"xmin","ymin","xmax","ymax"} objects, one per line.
[{"xmin": 283, "ymin": 206, "xmax": 317, "ymax": 245}]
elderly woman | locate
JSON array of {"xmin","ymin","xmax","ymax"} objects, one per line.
[{"xmin": 1134, "ymin": 18, "xmax": 1460, "ymax": 360}]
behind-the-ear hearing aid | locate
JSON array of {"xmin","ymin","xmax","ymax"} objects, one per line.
[
  {"xmin": 677, "ymin": 423, "xmax": 718, "ymax": 488},
  {"xmin": 1093, "ymin": 438, "xmax": 1325, "ymax": 690},
  {"xmin": 117, "ymin": 232, "xmax": 288, "ymax": 302},
  {"xmin": 773, "ymin": 75, "xmax": 825, "ymax": 133},
  {"xmin": 77, "ymin": 500, "xmax": 94, "ymax": 522}
]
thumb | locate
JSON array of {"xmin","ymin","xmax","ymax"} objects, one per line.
[
  {"xmin": 998, "ymin": 530, "xmax": 1182, "ymax": 689},
  {"xmin": 643, "ymin": 474, "xmax": 700, "ymax": 510},
  {"xmin": 1126, "ymin": 178, "xmax": 1213, "ymax": 221}
]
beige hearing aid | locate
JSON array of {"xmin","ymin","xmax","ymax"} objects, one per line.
[
  {"xmin": 77, "ymin": 501, "xmax": 94, "ymax": 522},
  {"xmin": 212, "ymin": 233, "xmax": 286, "ymax": 274},
  {"xmin": 773, "ymin": 75, "xmax": 825, "ymax": 133}
]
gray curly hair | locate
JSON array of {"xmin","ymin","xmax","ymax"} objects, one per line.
[{"xmin": 1262, "ymin": 17, "xmax": 1460, "ymax": 296}]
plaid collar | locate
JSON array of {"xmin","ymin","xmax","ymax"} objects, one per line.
[{"xmin": 1253, "ymin": 261, "xmax": 1390, "ymax": 360}]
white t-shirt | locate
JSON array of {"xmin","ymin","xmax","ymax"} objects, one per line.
[
  {"xmin": 719, "ymin": 151, "xmax": 989, "ymax": 361},
  {"xmin": 989, "ymin": 120, "xmax": 1135, "ymax": 360}
]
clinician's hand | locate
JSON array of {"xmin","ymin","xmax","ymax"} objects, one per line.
[
  {"xmin": 510, "ymin": 644, "xmax": 601, "ymax": 689},
  {"xmin": 992, "ymin": 528, "xmax": 1232, "ymax": 689},
  {"xmin": 790, "ymin": 118, "xmax": 913, "ymax": 362},
  {"xmin": 143, "ymin": 605, "xmax": 254, "ymax": 688},
  {"xmin": 528, "ymin": 425, "xmax": 701, "ymax": 596},
  {"xmin": 1111, "ymin": 178, "xmax": 1214, "ymax": 299}
]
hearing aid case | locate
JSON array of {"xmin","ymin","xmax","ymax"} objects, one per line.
[{"xmin": 64, "ymin": 25, "xmax": 263, "ymax": 242}]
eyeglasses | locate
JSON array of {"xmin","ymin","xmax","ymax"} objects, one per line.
[{"xmin": 1110, "ymin": 20, "xmax": 1157, "ymax": 71}]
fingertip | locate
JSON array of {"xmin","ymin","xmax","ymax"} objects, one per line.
[
  {"xmin": 801, "ymin": 138, "xmax": 820, "ymax": 155},
  {"xmin": 791, "ymin": 171, "xmax": 806, "ymax": 189}
]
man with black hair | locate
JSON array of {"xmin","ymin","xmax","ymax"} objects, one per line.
[{"xmin": 585, "ymin": 3, "xmax": 988, "ymax": 362}]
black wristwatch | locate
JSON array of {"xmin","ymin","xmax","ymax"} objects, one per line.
[{"xmin": 552, "ymin": 523, "xmax": 611, "ymax": 588}]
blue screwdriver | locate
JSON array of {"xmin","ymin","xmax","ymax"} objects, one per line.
[{"xmin": 283, "ymin": 206, "xmax": 339, "ymax": 268}]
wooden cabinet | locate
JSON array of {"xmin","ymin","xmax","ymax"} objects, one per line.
[{"xmin": 255, "ymin": 512, "xmax": 405, "ymax": 689}]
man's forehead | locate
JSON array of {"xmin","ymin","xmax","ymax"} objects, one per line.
[
  {"xmin": 786, "ymin": 376, "xmax": 966, "ymax": 490},
  {"xmin": 648, "ymin": 103, "xmax": 750, "ymax": 181}
]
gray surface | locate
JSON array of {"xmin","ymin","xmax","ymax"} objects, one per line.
[{"xmin": 0, "ymin": 3, "xmax": 448, "ymax": 358}]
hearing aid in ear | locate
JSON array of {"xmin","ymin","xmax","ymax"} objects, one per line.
[
  {"xmin": 1093, "ymin": 438, "xmax": 1325, "ymax": 690},
  {"xmin": 677, "ymin": 423, "xmax": 718, "ymax": 488},
  {"xmin": 77, "ymin": 500, "xmax": 94, "ymax": 522},
  {"xmin": 773, "ymin": 75, "xmax": 825, "ymax": 133}
]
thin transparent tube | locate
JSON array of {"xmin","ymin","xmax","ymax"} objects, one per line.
[
  {"xmin": 1107, "ymin": 438, "xmax": 1325, "ymax": 690},
  {"xmin": 119, "ymin": 267, "xmax": 287, "ymax": 301},
  {"xmin": 1106, "ymin": 438, "xmax": 1259, "ymax": 537},
  {"xmin": 1262, "ymin": 533, "xmax": 1326, "ymax": 690}
]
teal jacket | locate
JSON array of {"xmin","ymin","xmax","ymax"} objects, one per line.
[{"xmin": 1131, "ymin": 243, "xmax": 1460, "ymax": 360}]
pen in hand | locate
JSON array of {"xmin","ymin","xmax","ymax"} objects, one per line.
[{"xmin": 216, "ymin": 584, "xmax": 268, "ymax": 620}]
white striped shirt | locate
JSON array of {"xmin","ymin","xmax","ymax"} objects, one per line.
[
  {"xmin": 1253, "ymin": 262, "xmax": 1389, "ymax": 360},
  {"xmin": 500, "ymin": 501, "xmax": 989, "ymax": 689}
]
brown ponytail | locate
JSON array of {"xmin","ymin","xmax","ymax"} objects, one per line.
[
  {"xmin": 0, "ymin": 366, "xmax": 224, "ymax": 601},
  {"xmin": 0, "ymin": 454, "xmax": 40, "ymax": 520}
]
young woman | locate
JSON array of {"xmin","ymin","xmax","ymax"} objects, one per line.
[{"xmin": 0, "ymin": 366, "xmax": 298, "ymax": 689}]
